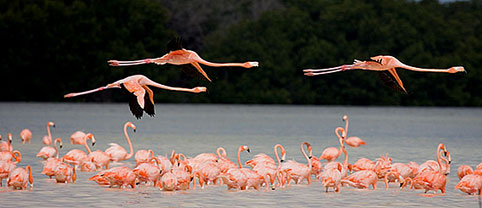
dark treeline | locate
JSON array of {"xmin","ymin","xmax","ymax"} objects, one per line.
[{"xmin": 1, "ymin": 0, "xmax": 480, "ymax": 106}]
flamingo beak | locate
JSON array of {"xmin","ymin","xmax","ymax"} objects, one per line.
[
  {"xmin": 247, "ymin": 148, "xmax": 251, "ymax": 153},
  {"xmin": 92, "ymin": 142, "xmax": 96, "ymax": 146},
  {"xmin": 60, "ymin": 144, "xmax": 63, "ymax": 149},
  {"xmin": 133, "ymin": 129, "xmax": 136, "ymax": 133}
]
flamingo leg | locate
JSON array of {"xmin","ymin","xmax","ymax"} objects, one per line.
[
  {"xmin": 303, "ymin": 65, "xmax": 353, "ymax": 76},
  {"xmin": 108, "ymin": 59, "xmax": 155, "ymax": 66}
]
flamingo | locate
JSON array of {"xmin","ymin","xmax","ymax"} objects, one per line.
[
  {"xmin": 64, "ymin": 74, "xmax": 206, "ymax": 119},
  {"xmin": 0, "ymin": 133, "xmax": 13, "ymax": 152},
  {"xmin": 102, "ymin": 166, "xmax": 137, "ymax": 188},
  {"xmin": 80, "ymin": 157, "xmax": 97, "ymax": 172},
  {"xmin": 457, "ymin": 165, "xmax": 474, "ymax": 180},
  {"xmin": 410, "ymin": 168, "xmax": 448, "ymax": 194},
  {"xmin": 37, "ymin": 138, "xmax": 62, "ymax": 160},
  {"xmin": 192, "ymin": 161, "xmax": 222, "ymax": 188},
  {"xmin": 280, "ymin": 142, "xmax": 313, "ymax": 185},
  {"xmin": 70, "ymin": 131, "xmax": 93, "ymax": 145},
  {"xmin": 54, "ymin": 161, "xmax": 76, "ymax": 183},
  {"xmin": 384, "ymin": 163, "xmax": 417, "ymax": 189},
  {"xmin": 320, "ymin": 127, "xmax": 345, "ymax": 162},
  {"xmin": 133, "ymin": 156, "xmax": 161, "ymax": 187},
  {"xmin": 105, "ymin": 122, "xmax": 136, "ymax": 162},
  {"xmin": 89, "ymin": 170, "xmax": 110, "ymax": 186},
  {"xmin": 7, "ymin": 165, "xmax": 33, "ymax": 190},
  {"xmin": 108, "ymin": 37, "xmax": 259, "ymax": 82},
  {"xmin": 216, "ymin": 147, "xmax": 237, "ymax": 173},
  {"xmin": 160, "ymin": 170, "xmax": 178, "ymax": 191},
  {"xmin": 304, "ymin": 55, "xmax": 465, "ymax": 93},
  {"xmin": 455, "ymin": 174, "xmax": 482, "ymax": 195},
  {"xmin": 0, "ymin": 151, "xmax": 21, "ymax": 186},
  {"xmin": 320, "ymin": 136, "xmax": 349, "ymax": 192},
  {"xmin": 20, "ymin": 129, "xmax": 32, "ymax": 144},
  {"xmin": 352, "ymin": 155, "xmax": 393, "ymax": 178},
  {"xmin": 171, "ymin": 164, "xmax": 192, "ymax": 191},
  {"xmin": 135, "ymin": 149, "xmax": 154, "ymax": 167},
  {"xmin": 220, "ymin": 145, "xmax": 250, "ymax": 190},
  {"xmin": 88, "ymin": 150, "xmax": 112, "ymax": 170},
  {"xmin": 41, "ymin": 140, "xmax": 63, "ymax": 178},
  {"xmin": 0, "ymin": 150, "xmax": 21, "ymax": 163},
  {"xmin": 42, "ymin": 122, "xmax": 55, "ymax": 145},
  {"xmin": 342, "ymin": 115, "xmax": 366, "ymax": 148},
  {"xmin": 418, "ymin": 143, "xmax": 451, "ymax": 175},
  {"xmin": 341, "ymin": 169, "xmax": 378, "ymax": 190},
  {"xmin": 61, "ymin": 134, "xmax": 95, "ymax": 166}
]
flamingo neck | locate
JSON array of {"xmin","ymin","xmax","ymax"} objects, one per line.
[
  {"xmin": 398, "ymin": 63, "xmax": 451, "ymax": 73},
  {"xmin": 301, "ymin": 143, "xmax": 312, "ymax": 171},
  {"xmin": 151, "ymin": 157, "xmax": 161, "ymax": 167},
  {"xmin": 54, "ymin": 139, "xmax": 60, "ymax": 158},
  {"xmin": 144, "ymin": 78, "xmax": 193, "ymax": 93},
  {"xmin": 341, "ymin": 147, "xmax": 348, "ymax": 177},
  {"xmin": 274, "ymin": 144, "xmax": 281, "ymax": 168},
  {"xmin": 344, "ymin": 119, "xmax": 349, "ymax": 138},
  {"xmin": 82, "ymin": 139, "xmax": 91, "ymax": 153},
  {"xmin": 217, "ymin": 147, "xmax": 227, "ymax": 159},
  {"xmin": 47, "ymin": 124, "xmax": 52, "ymax": 145},
  {"xmin": 13, "ymin": 151, "xmax": 21, "ymax": 164},
  {"xmin": 72, "ymin": 167, "xmax": 77, "ymax": 183},
  {"xmin": 436, "ymin": 144, "xmax": 443, "ymax": 173},
  {"xmin": 336, "ymin": 127, "xmax": 344, "ymax": 156},
  {"xmin": 237, "ymin": 147, "xmax": 243, "ymax": 168},
  {"xmin": 124, "ymin": 124, "xmax": 134, "ymax": 159}
]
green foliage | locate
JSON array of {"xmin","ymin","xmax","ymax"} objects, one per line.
[{"xmin": 0, "ymin": 0, "xmax": 480, "ymax": 106}]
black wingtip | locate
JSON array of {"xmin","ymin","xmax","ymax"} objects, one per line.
[{"xmin": 167, "ymin": 37, "xmax": 183, "ymax": 52}]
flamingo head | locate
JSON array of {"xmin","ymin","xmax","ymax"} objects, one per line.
[
  {"xmin": 370, "ymin": 55, "xmax": 397, "ymax": 65},
  {"xmin": 55, "ymin": 137, "xmax": 63, "ymax": 148},
  {"xmin": 448, "ymin": 66, "xmax": 465, "ymax": 74},
  {"xmin": 8, "ymin": 133, "xmax": 12, "ymax": 143},
  {"xmin": 125, "ymin": 122, "xmax": 136, "ymax": 132},
  {"xmin": 87, "ymin": 133, "xmax": 96, "ymax": 146},
  {"xmin": 240, "ymin": 145, "xmax": 250, "ymax": 153},
  {"xmin": 342, "ymin": 115, "xmax": 348, "ymax": 122},
  {"xmin": 48, "ymin": 121, "xmax": 55, "ymax": 128}
]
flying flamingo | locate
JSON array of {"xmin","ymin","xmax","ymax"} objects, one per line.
[
  {"xmin": 280, "ymin": 142, "xmax": 313, "ymax": 185},
  {"xmin": 457, "ymin": 165, "xmax": 474, "ymax": 180},
  {"xmin": 20, "ymin": 129, "xmax": 32, "ymax": 144},
  {"xmin": 320, "ymin": 127, "xmax": 345, "ymax": 162},
  {"xmin": 304, "ymin": 55, "xmax": 465, "ymax": 93},
  {"xmin": 54, "ymin": 160, "xmax": 76, "ymax": 183},
  {"xmin": 455, "ymin": 174, "xmax": 482, "ymax": 195},
  {"xmin": 0, "ymin": 133, "xmax": 13, "ymax": 152},
  {"xmin": 62, "ymin": 134, "xmax": 95, "ymax": 166},
  {"xmin": 64, "ymin": 74, "xmax": 206, "ymax": 119},
  {"xmin": 7, "ymin": 165, "xmax": 33, "ymax": 190},
  {"xmin": 342, "ymin": 115, "xmax": 366, "ymax": 147},
  {"xmin": 42, "ymin": 122, "xmax": 55, "ymax": 145},
  {"xmin": 320, "ymin": 140, "xmax": 348, "ymax": 192},
  {"xmin": 106, "ymin": 122, "xmax": 136, "ymax": 163},
  {"xmin": 108, "ymin": 37, "xmax": 259, "ymax": 82},
  {"xmin": 37, "ymin": 138, "xmax": 62, "ymax": 160}
]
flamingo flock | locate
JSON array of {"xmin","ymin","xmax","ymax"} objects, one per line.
[{"xmin": 0, "ymin": 116, "xmax": 479, "ymax": 196}]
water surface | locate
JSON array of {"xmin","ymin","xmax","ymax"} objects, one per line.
[{"xmin": 0, "ymin": 103, "xmax": 481, "ymax": 207}]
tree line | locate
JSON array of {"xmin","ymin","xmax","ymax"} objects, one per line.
[{"xmin": 1, "ymin": 0, "xmax": 480, "ymax": 106}]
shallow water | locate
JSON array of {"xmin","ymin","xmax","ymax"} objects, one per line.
[{"xmin": 0, "ymin": 103, "xmax": 481, "ymax": 207}]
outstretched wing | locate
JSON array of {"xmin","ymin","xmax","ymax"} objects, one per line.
[
  {"xmin": 167, "ymin": 37, "xmax": 183, "ymax": 52},
  {"xmin": 121, "ymin": 84, "xmax": 144, "ymax": 119},
  {"xmin": 376, "ymin": 68, "xmax": 407, "ymax": 94}
]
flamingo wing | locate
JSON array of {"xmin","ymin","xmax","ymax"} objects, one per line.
[
  {"xmin": 167, "ymin": 37, "xmax": 183, "ymax": 52},
  {"xmin": 377, "ymin": 68, "xmax": 407, "ymax": 93},
  {"xmin": 121, "ymin": 83, "xmax": 145, "ymax": 119},
  {"xmin": 141, "ymin": 85, "xmax": 155, "ymax": 117}
]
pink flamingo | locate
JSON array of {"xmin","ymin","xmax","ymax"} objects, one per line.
[
  {"xmin": 410, "ymin": 168, "xmax": 447, "ymax": 194},
  {"xmin": 80, "ymin": 157, "xmax": 97, "ymax": 172},
  {"xmin": 455, "ymin": 174, "xmax": 482, "ymax": 195},
  {"xmin": 20, "ymin": 129, "xmax": 32, "ymax": 144},
  {"xmin": 320, "ymin": 127, "xmax": 345, "ymax": 162},
  {"xmin": 54, "ymin": 160, "xmax": 76, "ymax": 183},
  {"xmin": 102, "ymin": 166, "xmax": 137, "ymax": 188},
  {"xmin": 41, "ymin": 140, "xmax": 63, "ymax": 178},
  {"xmin": 42, "ymin": 122, "xmax": 55, "ymax": 145},
  {"xmin": 108, "ymin": 37, "xmax": 259, "ymax": 82},
  {"xmin": 216, "ymin": 147, "xmax": 237, "ymax": 173},
  {"xmin": 88, "ymin": 150, "xmax": 112, "ymax": 170},
  {"xmin": 280, "ymin": 142, "xmax": 313, "ymax": 185},
  {"xmin": 62, "ymin": 134, "xmax": 95, "ymax": 166},
  {"xmin": 0, "ymin": 150, "xmax": 21, "ymax": 163},
  {"xmin": 89, "ymin": 170, "xmax": 110, "ymax": 186},
  {"xmin": 193, "ymin": 162, "xmax": 221, "ymax": 188},
  {"xmin": 418, "ymin": 143, "xmax": 451, "ymax": 175},
  {"xmin": 133, "ymin": 156, "xmax": 161, "ymax": 187},
  {"xmin": 7, "ymin": 165, "xmax": 33, "ymax": 190},
  {"xmin": 0, "ymin": 133, "xmax": 13, "ymax": 152},
  {"xmin": 0, "ymin": 152, "xmax": 21, "ymax": 186},
  {"xmin": 70, "ymin": 131, "xmax": 93, "ymax": 145},
  {"xmin": 171, "ymin": 165, "xmax": 192, "ymax": 191},
  {"xmin": 37, "ymin": 137, "xmax": 62, "ymax": 160},
  {"xmin": 341, "ymin": 169, "xmax": 378, "ymax": 190},
  {"xmin": 352, "ymin": 155, "xmax": 393, "ymax": 177},
  {"xmin": 220, "ymin": 145, "xmax": 251, "ymax": 190},
  {"xmin": 105, "ymin": 122, "xmax": 136, "ymax": 163},
  {"xmin": 342, "ymin": 115, "xmax": 366, "ymax": 147},
  {"xmin": 320, "ymin": 137, "xmax": 348, "ymax": 192},
  {"xmin": 304, "ymin": 55, "xmax": 465, "ymax": 93},
  {"xmin": 135, "ymin": 149, "xmax": 154, "ymax": 167},
  {"xmin": 457, "ymin": 165, "xmax": 474, "ymax": 180},
  {"xmin": 160, "ymin": 170, "xmax": 177, "ymax": 191},
  {"xmin": 64, "ymin": 74, "xmax": 206, "ymax": 119},
  {"xmin": 384, "ymin": 163, "xmax": 417, "ymax": 189}
]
